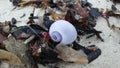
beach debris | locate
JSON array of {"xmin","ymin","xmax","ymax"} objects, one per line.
[
  {"xmin": 43, "ymin": 12, "xmax": 54, "ymax": 29},
  {"xmin": 63, "ymin": 1, "xmax": 104, "ymax": 41},
  {"xmin": 0, "ymin": 0, "xmax": 107, "ymax": 68},
  {"xmin": 10, "ymin": 0, "xmax": 66, "ymax": 11},
  {"xmin": 10, "ymin": 0, "xmax": 22, "ymax": 6},
  {"xmin": 0, "ymin": 49, "xmax": 24, "ymax": 66},
  {"xmin": 111, "ymin": 5, "xmax": 117, "ymax": 11},
  {"xmin": 20, "ymin": 13, "xmax": 26, "ymax": 18},
  {"xmin": 111, "ymin": 0, "xmax": 120, "ymax": 4},
  {"xmin": 0, "ymin": 31, "xmax": 7, "ymax": 43},
  {"xmin": 111, "ymin": 25, "xmax": 120, "ymax": 30},
  {"xmin": 0, "ymin": 19, "xmax": 102, "ymax": 68},
  {"xmin": 74, "ymin": 2, "xmax": 89, "ymax": 18},
  {"xmin": 72, "ymin": 42, "xmax": 101, "ymax": 63},
  {"xmin": 10, "ymin": 0, "xmax": 40, "ymax": 7},
  {"xmin": 89, "ymin": 8, "xmax": 100, "ymax": 19},
  {"xmin": 10, "ymin": 0, "xmax": 57, "ymax": 9},
  {"xmin": 3, "ymin": 36, "xmax": 27, "ymax": 56},
  {"xmin": 48, "ymin": 8, "xmax": 66, "ymax": 20},
  {"xmin": 65, "ymin": 9, "xmax": 104, "ymax": 41},
  {"xmin": 0, "ymin": 18, "xmax": 17, "ymax": 33},
  {"xmin": 100, "ymin": 9, "xmax": 120, "ymax": 28},
  {"xmin": 56, "ymin": 44, "xmax": 88, "ymax": 63},
  {"xmin": 2, "ymin": 36, "xmax": 29, "ymax": 66},
  {"xmin": 55, "ymin": 42, "xmax": 101, "ymax": 63},
  {"xmin": 0, "ymin": 31, "xmax": 7, "ymax": 50},
  {"xmin": 81, "ymin": 0, "xmax": 92, "ymax": 8}
]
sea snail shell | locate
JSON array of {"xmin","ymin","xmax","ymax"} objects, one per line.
[{"xmin": 49, "ymin": 20, "xmax": 77, "ymax": 44}]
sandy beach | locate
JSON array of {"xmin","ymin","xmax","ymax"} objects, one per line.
[{"xmin": 0, "ymin": 0, "xmax": 120, "ymax": 68}]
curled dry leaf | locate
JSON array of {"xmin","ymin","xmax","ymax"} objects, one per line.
[
  {"xmin": 0, "ymin": 49, "xmax": 24, "ymax": 66},
  {"xmin": 55, "ymin": 44, "xmax": 88, "ymax": 64}
]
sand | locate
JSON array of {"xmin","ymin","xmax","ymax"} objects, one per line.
[{"xmin": 0, "ymin": 0, "xmax": 120, "ymax": 68}]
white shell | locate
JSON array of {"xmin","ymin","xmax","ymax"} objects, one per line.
[{"xmin": 49, "ymin": 20, "xmax": 77, "ymax": 44}]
